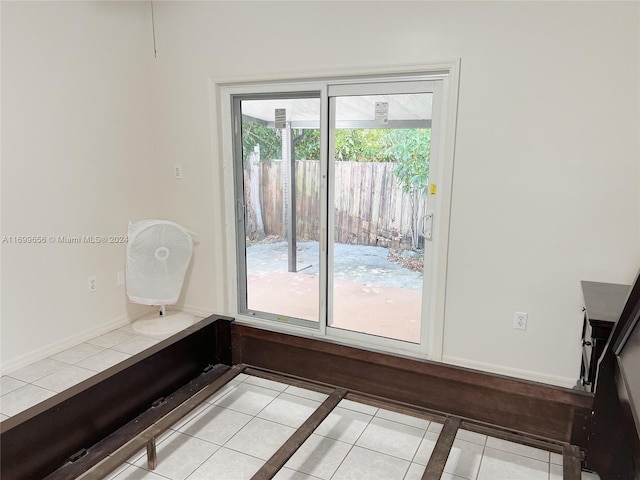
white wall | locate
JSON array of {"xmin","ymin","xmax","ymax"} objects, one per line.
[
  {"xmin": 149, "ymin": 1, "xmax": 640, "ymax": 385},
  {"xmin": 1, "ymin": 1, "xmax": 157, "ymax": 371},
  {"xmin": 1, "ymin": 1, "xmax": 638, "ymax": 386}
]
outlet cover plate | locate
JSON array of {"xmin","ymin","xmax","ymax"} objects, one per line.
[{"xmin": 513, "ymin": 311, "xmax": 527, "ymax": 330}]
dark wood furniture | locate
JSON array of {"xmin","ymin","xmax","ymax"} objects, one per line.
[
  {"xmin": 0, "ymin": 317, "xmax": 593, "ymax": 480},
  {"xmin": 0, "ymin": 315, "xmax": 234, "ymax": 480},
  {"xmin": 3, "ymin": 269, "xmax": 640, "ymax": 479},
  {"xmin": 587, "ymin": 271, "xmax": 640, "ymax": 479},
  {"xmin": 232, "ymin": 323, "xmax": 592, "ymax": 444},
  {"xmin": 581, "ymin": 281, "xmax": 631, "ymax": 391}
]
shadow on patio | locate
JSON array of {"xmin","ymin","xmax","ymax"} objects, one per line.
[{"xmin": 246, "ymin": 241, "xmax": 423, "ymax": 343}]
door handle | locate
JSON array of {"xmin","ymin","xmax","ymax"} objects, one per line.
[
  {"xmin": 424, "ymin": 212, "xmax": 434, "ymax": 241},
  {"xmin": 236, "ymin": 199, "xmax": 245, "ymax": 223}
]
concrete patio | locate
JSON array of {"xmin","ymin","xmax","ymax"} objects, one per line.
[{"xmin": 246, "ymin": 241, "xmax": 423, "ymax": 343}]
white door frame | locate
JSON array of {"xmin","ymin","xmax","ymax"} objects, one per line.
[{"xmin": 215, "ymin": 61, "xmax": 460, "ymax": 361}]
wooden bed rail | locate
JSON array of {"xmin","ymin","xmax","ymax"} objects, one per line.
[
  {"xmin": 0, "ymin": 315, "xmax": 233, "ymax": 480},
  {"xmin": 587, "ymin": 269, "xmax": 640, "ymax": 479},
  {"xmin": 52, "ymin": 365, "xmax": 246, "ymax": 480},
  {"xmin": 231, "ymin": 323, "xmax": 593, "ymax": 446},
  {"xmin": 1, "ymin": 313, "xmax": 601, "ymax": 479}
]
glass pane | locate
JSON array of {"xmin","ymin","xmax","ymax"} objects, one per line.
[
  {"xmin": 330, "ymin": 92, "xmax": 432, "ymax": 343},
  {"xmin": 240, "ymin": 97, "xmax": 321, "ymax": 324}
]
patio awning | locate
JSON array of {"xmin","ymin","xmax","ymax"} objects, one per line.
[{"xmin": 241, "ymin": 94, "xmax": 432, "ymax": 130}]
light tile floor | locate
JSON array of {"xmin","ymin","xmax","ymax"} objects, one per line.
[
  {"xmin": 0, "ymin": 324, "xmax": 166, "ymax": 419},
  {"xmin": 1, "ymin": 325, "xmax": 602, "ymax": 480}
]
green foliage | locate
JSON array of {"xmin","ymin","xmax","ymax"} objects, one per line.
[
  {"xmin": 388, "ymin": 129, "xmax": 431, "ymax": 197},
  {"xmin": 242, "ymin": 121, "xmax": 281, "ymax": 161},
  {"xmin": 334, "ymin": 128, "xmax": 430, "ymax": 197},
  {"xmin": 241, "ymin": 118, "xmax": 431, "ymax": 198},
  {"xmin": 293, "ymin": 129, "xmax": 320, "ymax": 160},
  {"xmin": 242, "ymin": 122, "xmax": 321, "ymax": 161},
  {"xmin": 334, "ymin": 129, "xmax": 394, "ymax": 162}
]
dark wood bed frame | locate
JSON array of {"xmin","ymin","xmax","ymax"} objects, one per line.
[
  {"xmin": 585, "ymin": 270, "xmax": 640, "ymax": 479},
  {"xmin": 2, "ymin": 273, "xmax": 639, "ymax": 479}
]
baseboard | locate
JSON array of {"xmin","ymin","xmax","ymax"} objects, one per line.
[
  {"xmin": 441, "ymin": 355, "xmax": 578, "ymax": 388},
  {"xmin": 0, "ymin": 310, "xmax": 149, "ymax": 376},
  {"xmin": 179, "ymin": 304, "xmax": 217, "ymax": 319}
]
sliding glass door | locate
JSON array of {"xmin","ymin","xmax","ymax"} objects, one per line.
[
  {"xmin": 327, "ymin": 82, "xmax": 434, "ymax": 343},
  {"xmin": 226, "ymin": 73, "xmax": 449, "ymax": 356},
  {"xmin": 234, "ymin": 94, "xmax": 322, "ymax": 327}
]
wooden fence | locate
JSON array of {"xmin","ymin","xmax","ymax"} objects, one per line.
[{"xmin": 244, "ymin": 159, "xmax": 428, "ymax": 250}]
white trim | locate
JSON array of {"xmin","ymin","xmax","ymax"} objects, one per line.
[
  {"xmin": 327, "ymin": 80, "xmax": 435, "ymax": 97},
  {"xmin": 0, "ymin": 305, "xmax": 218, "ymax": 376},
  {"xmin": 442, "ymin": 355, "xmax": 577, "ymax": 389},
  {"xmin": 0, "ymin": 311, "xmax": 147, "ymax": 376},
  {"xmin": 220, "ymin": 81, "xmax": 328, "ymax": 98},
  {"xmin": 429, "ymin": 59, "xmax": 461, "ymax": 361},
  {"xmin": 208, "ymin": 79, "xmax": 229, "ymax": 313},
  {"xmin": 219, "ymin": 86, "xmax": 239, "ymax": 317},
  {"xmin": 214, "ymin": 60, "xmax": 461, "ymax": 363},
  {"xmin": 318, "ymin": 84, "xmax": 329, "ymax": 337},
  {"xmin": 180, "ymin": 304, "xmax": 217, "ymax": 319},
  {"xmin": 326, "ymin": 90, "xmax": 336, "ymax": 331},
  {"xmin": 213, "ymin": 61, "xmax": 459, "ymax": 87}
]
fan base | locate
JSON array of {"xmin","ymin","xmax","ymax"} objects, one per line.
[{"xmin": 131, "ymin": 311, "xmax": 197, "ymax": 337}]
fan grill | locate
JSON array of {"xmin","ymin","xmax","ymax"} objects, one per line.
[{"xmin": 126, "ymin": 220, "xmax": 194, "ymax": 306}]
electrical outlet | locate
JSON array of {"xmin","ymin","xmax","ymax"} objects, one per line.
[
  {"xmin": 88, "ymin": 276, "xmax": 97, "ymax": 293},
  {"xmin": 174, "ymin": 164, "xmax": 183, "ymax": 179},
  {"xmin": 117, "ymin": 271, "xmax": 125, "ymax": 286},
  {"xmin": 513, "ymin": 311, "xmax": 527, "ymax": 330}
]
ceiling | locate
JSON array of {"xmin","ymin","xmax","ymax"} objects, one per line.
[{"xmin": 241, "ymin": 93, "xmax": 433, "ymax": 130}]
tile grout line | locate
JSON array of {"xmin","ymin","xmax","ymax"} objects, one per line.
[
  {"xmin": 4, "ymin": 334, "xmax": 575, "ymax": 480},
  {"xmin": 401, "ymin": 426, "xmax": 431, "ymax": 480},
  {"xmin": 1, "ymin": 328, "xmax": 183, "ymax": 419},
  {"xmin": 125, "ymin": 463, "xmax": 174, "ymax": 480},
  {"xmin": 472, "ymin": 434, "xmax": 488, "ymax": 480},
  {"xmin": 178, "ymin": 440, "xmax": 222, "ymax": 480},
  {"xmin": 421, "ymin": 416, "xmax": 461, "ymax": 479},
  {"xmin": 475, "ymin": 441, "xmax": 487, "ymax": 480},
  {"xmin": 408, "ymin": 420, "xmax": 433, "ymax": 465},
  {"xmin": 186, "ymin": 386, "xmax": 271, "ymax": 457},
  {"xmin": 251, "ymin": 387, "xmax": 347, "ymax": 480},
  {"xmin": 202, "ymin": 382, "xmax": 364, "ymax": 478},
  {"xmin": 326, "ymin": 399, "xmax": 379, "ymax": 480},
  {"xmin": 202, "ymin": 378, "xmax": 286, "ymax": 470},
  {"xmin": 198, "ymin": 384, "xmax": 562, "ymax": 478}
]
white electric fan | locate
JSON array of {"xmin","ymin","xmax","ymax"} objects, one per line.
[{"xmin": 126, "ymin": 219, "xmax": 197, "ymax": 336}]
